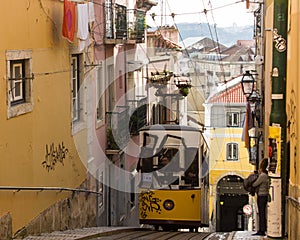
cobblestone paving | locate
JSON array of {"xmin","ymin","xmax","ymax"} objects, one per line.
[
  {"xmin": 23, "ymin": 227, "xmax": 136, "ymax": 240},
  {"xmin": 231, "ymin": 231, "xmax": 269, "ymax": 240},
  {"xmin": 23, "ymin": 228, "xmax": 273, "ymax": 240}
]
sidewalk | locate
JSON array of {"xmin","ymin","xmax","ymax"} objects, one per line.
[
  {"xmin": 230, "ymin": 231, "xmax": 270, "ymax": 239},
  {"xmin": 207, "ymin": 231, "xmax": 268, "ymax": 240},
  {"xmin": 23, "ymin": 227, "xmax": 139, "ymax": 240}
]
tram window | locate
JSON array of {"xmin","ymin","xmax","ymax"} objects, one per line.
[
  {"xmin": 154, "ymin": 148, "xmax": 181, "ymax": 187},
  {"xmin": 157, "ymin": 148, "xmax": 179, "ymax": 172},
  {"xmin": 141, "ymin": 158, "xmax": 153, "ymax": 173},
  {"xmin": 183, "ymin": 148, "xmax": 199, "ymax": 187}
]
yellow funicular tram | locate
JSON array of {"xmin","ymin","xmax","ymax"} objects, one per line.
[{"xmin": 138, "ymin": 124, "xmax": 209, "ymax": 231}]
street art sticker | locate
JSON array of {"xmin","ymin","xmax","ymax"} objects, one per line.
[
  {"xmin": 268, "ymin": 126, "xmax": 281, "ymax": 177},
  {"xmin": 139, "ymin": 191, "xmax": 162, "ymax": 218},
  {"xmin": 273, "ymin": 28, "xmax": 287, "ymax": 52},
  {"xmin": 42, "ymin": 142, "xmax": 69, "ymax": 172},
  {"xmin": 268, "ymin": 177, "xmax": 282, "ymax": 238}
]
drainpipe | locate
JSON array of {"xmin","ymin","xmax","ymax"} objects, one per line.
[{"xmin": 268, "ymin": 0, "xmax": 288, "ymax": 238}]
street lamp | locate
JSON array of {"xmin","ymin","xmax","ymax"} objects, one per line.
[
  {"xmin": 241, "ymin": 70, "xmax": 262, "ymax": 170},
  {"xmin": 241, "ymin": 70, "xmax": 255, "ymax": 99}
]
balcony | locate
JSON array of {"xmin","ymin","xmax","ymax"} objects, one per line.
[
  {"xmin": 104, "ymin": 3, "xmax": 147, "ymax": 44},
  {"xmin": 127, "ymin": 96, "xmax": 147, "ymax": 135},
  {"xmin": 106, "ymin": 106, "xmax": 130, "ymax": 152},
  {"xmin": 105, "ymin": 97, "xmax": 147, "ymax": 154}
]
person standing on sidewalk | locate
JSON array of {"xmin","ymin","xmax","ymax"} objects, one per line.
[{"xmin": 252, "ymin": 158, "xmax": 269, "ymax": 236}]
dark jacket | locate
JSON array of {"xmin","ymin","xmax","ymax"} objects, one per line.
[
  {"xmin": 252, "ymin": 172, "xmax": 269, "ymax": 196},
  {"xmin": 243, "ymin": 173, "xmax": 259, "ymax": 196}
]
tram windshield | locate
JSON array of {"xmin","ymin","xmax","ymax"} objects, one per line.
[{"xmin": 139, "ymin": 133, "xmax": 200, "ymax": 189}]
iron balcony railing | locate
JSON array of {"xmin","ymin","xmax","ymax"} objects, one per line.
[
  {"xmin": 104, "ymin": 2, "xmax": 146, "ymax": 42},
  {"xmin": 106, "ymin": 97, "xmax": 147, "ymax": 150}
]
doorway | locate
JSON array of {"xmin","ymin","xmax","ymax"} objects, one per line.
[
  {"xmin": 218, "ymin": 194, "xmax": 248, "ymax": 231},
  {"xmin": 216, "ymin": 175, "xmax": 249, "ymax": 232}
]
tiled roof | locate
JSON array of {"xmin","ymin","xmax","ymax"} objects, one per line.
[
  {"xmin": 179, "ymin": 37, "xmax": 206, "ymax": 48},
  {"xmin": 148, "ymin": 32, "xmax": 182, "ymax": 50},
  {"xmin": 207, "ymin": 76, "xmax": 247, "ymax": 104}
]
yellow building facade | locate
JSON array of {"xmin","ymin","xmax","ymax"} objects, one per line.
[
  {"xmin": 205, "ymin": 77, "xmax": 255, "ymax": 231},
  {"xmin": 263, "ymin": 0, "xmax": 300, "ymax": 238},
  {"xmin": 0, "ymin": 1, "xmax": 93, "ymax": 237},
  {"xmin": 285, "ymin": 0, "xmax": 300, "ymax": 238},
  {"xmin": 0, "ymin": 0, "xmax": 158, "ymax": 238}
]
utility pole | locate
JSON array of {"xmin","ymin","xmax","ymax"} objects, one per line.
[{"xmin": 268, "ymin": 0, "xmax": 288, "ymax": 238}]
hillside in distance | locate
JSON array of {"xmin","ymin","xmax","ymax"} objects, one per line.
[{"xmin": 173, "ymin": 22, "xmax": 254, "ymax": 47}]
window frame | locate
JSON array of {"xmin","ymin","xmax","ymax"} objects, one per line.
[
  {"xmin": 71, "ymin": 54, "xmax": 81, "ymax": 122},
  {"xmin": 106, "ymin": 64, "xmax": 115, "ymax": 113},
  {"xmin": 6, "ymin": 50, "xmax": 33, "ymax": 118},
  {"xmin": 71, "ymin": 53, "xmax": 86, "ymax": 135},
  {"xmin": 226, "ymin": 142, "xmax": 239, "ymax": 161},
  {"xmin": 226, "ymin": 111, "xmax": 240, "ymax": 127},
  {"xmin": 96, "ymin": 63, "xmax": 105, "ymax": 127},
  {"xmin": 10, "ymin": 60, "xmax": 25, "ymax": 104}
]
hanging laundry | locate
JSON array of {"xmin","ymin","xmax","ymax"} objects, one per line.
[
  {"xmin": 77, "ymin": 3, "xmax": 89, "ymax": 40},
  {"xmin": 77, "ymin": 2, "xmax": 95, "ymax": 51},
  {"xmin": 88, "ymin": 2, "xmax": 95, "ymax": 23},
  {"xmin": 62, "ymin": 0, "xmax": 76, "ymax": 42}
]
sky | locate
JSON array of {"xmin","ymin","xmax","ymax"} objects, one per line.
[{"xmin": 146, "ymin": 0, "xmax": 254, "ymax": 28}]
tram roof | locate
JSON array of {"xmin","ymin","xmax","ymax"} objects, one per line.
[{"xmin": 139, "ymin": 124, "xmax": 201, "ymax": 132}]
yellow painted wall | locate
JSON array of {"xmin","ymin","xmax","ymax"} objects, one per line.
[
  {"xmin": 209, "ymin": 128, "xmax": 254, "ymax": 174},
  {"xmin": 264, "ymin": 0, "xmax": 300, "ymax": 238},
  {"xmin": 0, "ymin": 0, "xmax": 87, "ymax": 233},
  {"xmin": 286, "ymin": 0, "xmax": 300, "ymax": 238},
  {"xmin": 208, "ymin": 127, "xmax": 254, "ymax": 225}
]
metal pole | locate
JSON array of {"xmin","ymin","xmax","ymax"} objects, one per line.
[{"xmin": 269, "ymin": 0, "xmax": 288, "ymax": 238}]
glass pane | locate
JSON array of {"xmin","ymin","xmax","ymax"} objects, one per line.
[
  {"xmin": 97, "ymin": 67, "xmax": 103, "ymax": 120},
  {"xmin": 14, "ymin": 66, "xmax": 21, "ymax": 79},
  {"xmin": 15, "ymin": 82, "xmax": 21, "ymax": 97},
  {"xmin": 136, "ymin": 10, "xmax": 145, "ymax": 41},
  {"xmin": 115, "ymin": 4, "xmax": 127, "ymax": 39},
  {"xmin": 228, "ymin": 114, "xmax": 232, "ymax": 125},
  {"xmin": 73, "ymin": 79, "xmax": 77, "ymax": 98},
  {"xmin": 72, "ymin": 62, "xmax": 76, "ymax": 78},
  {"xmin": 105, "ymin": 0, "xmax": 113, "ymax": 38},
  {"xmin": 228, "ymin": 144, "xmax": 232, "ymax": 157},
  {"xmin": 233, "ymin": 113, "xmax": 237, "ymax": 123},
  {"xmin": 233, "ymin": 144, "xmax": 238, "ymax": 159}
]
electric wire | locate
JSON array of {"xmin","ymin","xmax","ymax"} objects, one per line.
[
  {"xmin": 204, "ymin": 0, "xmax": 253, "ymax": 174},
  {"xmin": 201, "ymin": 0, "xmax": 250, "ymax": 170},
  {"xmin": 147, "ymin": 0, "xmax": 246, "ymax": 19},
  {"xmin": 159, "ymin": 0, "xmax": 228, "ymax": 171}
]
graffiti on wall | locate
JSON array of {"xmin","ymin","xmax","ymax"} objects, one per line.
[
  {"xmin": 139, "ymin": 191, "xmax": 162, "ymax": 218},
  {"xmin": 42, "ymin": 142, "xmax": 69, "ymax": 172},
  {"xmin": 288, "ymin": 89, "xmax": 297, "ymax": 172}
]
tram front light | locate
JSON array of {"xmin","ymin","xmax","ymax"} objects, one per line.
[{"xmin": 163, "ymin": 199, "xmax": 175, "ymax": 210}]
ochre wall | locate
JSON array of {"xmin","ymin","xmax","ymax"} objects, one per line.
[
  {"xmin": 208, "ymin": 127, "xmax": 254, "ymax": 227},
  {"xmin": 286, "ymin": 0, "xmax": 300, "ymax": 239},
  {"xmin": 0, "ymin": 0, "xmax": 87, "ymax": 234}
]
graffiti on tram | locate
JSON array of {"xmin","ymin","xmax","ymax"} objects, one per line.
[{"xmin": 139, "ymin": 191, "xmax": 162, "ymax": 218}]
